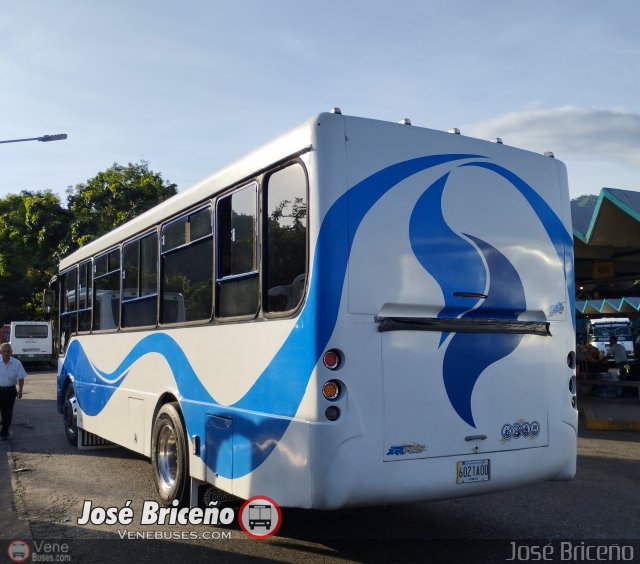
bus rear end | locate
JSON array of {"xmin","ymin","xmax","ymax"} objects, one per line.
[
  {"xmin": 308, "ymin": 115, "xmax": 576, "ymax": 507},
  {"xmin": 10, "ymin": 321, "xmax": 54, "ymax": 365}
]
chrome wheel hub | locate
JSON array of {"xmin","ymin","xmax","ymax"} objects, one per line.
[{"xmin": 157, "ymin": 425, "xmax": 178, "ymax": 489}]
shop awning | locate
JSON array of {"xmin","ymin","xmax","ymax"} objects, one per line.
[{"xmin": 576, "ymin": 297, "xmax": 640, "ymax": 315}]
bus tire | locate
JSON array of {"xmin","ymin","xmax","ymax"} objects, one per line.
[
  {"xmin": 151, "ymin": 402, "xmax": 189, "ymax": 506},
  {"xmin": 63, "ymin": 383, "xmax": 79, "ymax": 447}
]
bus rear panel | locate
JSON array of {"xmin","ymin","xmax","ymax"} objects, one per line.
[{"xmin": 10, "ymin": 321, "xmax": 54, "ymax": 365}]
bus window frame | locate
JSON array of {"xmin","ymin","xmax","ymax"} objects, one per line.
[
  {"xmin": 55, "ymin": 155, "xmax": 310, "ymax": 341},
  {"xmin": 59, "ymin": 265, "xmax": 79, "ymax": 347},
  {"xmin": 92, "ymin": 246, "xmax": 122, "ymax": 334},
  {"xmin": 261, "ymin": 159, "xmax": 309, "ymax": 320},
  {"xmin": 214, "ymin": 181, "xmax": 260, "ymax": 323},
  {"xmin": 77, "ymin": 259, "xmax": 93, "ymax": 334},
  {"xmin": 121, "ymin": 229, "xmax": 160, "ymax": 331},
  {"xmin": 159, "ymin": 203, "xmax": 214, "ymax": 328}
]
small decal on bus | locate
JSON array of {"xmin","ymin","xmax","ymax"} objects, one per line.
[
  {"xmin": 386, "ymin": 442, "xmax": 427, "ymax": 456},
  {"xmin": 501, "ymin": 420, "xmax": 541, "ymax": 442},
  {"xmin": 547, "ymin": 302, "xmax": 565, "ymax": 317}
]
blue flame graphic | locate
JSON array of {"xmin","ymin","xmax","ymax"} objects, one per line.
[
  {"xmin": 442, "ymin": 235, "xmax": 526, "ymax": 427},
  {"xmin": 409, "ymin": 163, "xmax": 572, "ymax": 427}
]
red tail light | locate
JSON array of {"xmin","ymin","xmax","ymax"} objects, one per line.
[{"xmin": 323, "ymin": 349, "xmax": 342, "ymax": 370}]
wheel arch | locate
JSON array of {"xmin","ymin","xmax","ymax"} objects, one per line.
[{"xmin": 58, "ymin": 375, "xmax": 74, "ymax": 414}]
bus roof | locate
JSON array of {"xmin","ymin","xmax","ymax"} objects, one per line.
[
  {"xmin": 59, "ymin": 113, "xmax": 321, "ymax": 271},
  {"xmin": 590, "ymin": 317, "xmax": 630, "ymax": 324},
  {"xmin": 60, "ymin": 110, "xmax": 563, "ymax": 271}
]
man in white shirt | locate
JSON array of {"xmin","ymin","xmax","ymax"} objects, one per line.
[
  {"xmin": 0, "ymin": 342, "xmax": 27, "ymax": 439},
  {"xmin": 608, "ymin": 335, "xmax": 629, "ymax": 375}
]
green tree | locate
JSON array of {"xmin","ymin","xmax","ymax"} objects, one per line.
[
  {"xmin": 0, "ymin": 161, "xmax": 177, "ymax": 323},
  {"xmin": 0, "ymin": 191, "xmax": 71, "ymax": 321},
  {"xmin": 66, "ymin": 161, "xmax": 177, "ymax": 250}
]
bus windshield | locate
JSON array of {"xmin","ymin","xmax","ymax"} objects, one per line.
[
  {"xmin": 592, "ymin": 324, "xmax": 631, "ymax": 341},
  {"xmin": 15, "ymin": 325, "xmax": 49, "ymax": 339}
]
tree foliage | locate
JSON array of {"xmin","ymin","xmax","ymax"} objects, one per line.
[
  {"xmin": 571, "ymin": 194, "xmax": 598, "ymax": 207},
  {"xmin": 66, "ymin": 161, "xmax": 177, "ymax": 250},
  {"xmin": 0, "ymin": 161, "xmax": 176, "ymax": 322},
  {"xmin": 0, "ymin": 191, "xmax": 71, "ymax": 321}
]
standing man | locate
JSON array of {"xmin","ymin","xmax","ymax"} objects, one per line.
[
  {"xmin": 608, "ymin": 335, "xmax": 629, "ymax": 376},
  {"xmin": 0, "ymin": 342, "xmax": 27, "ymax": 439}
]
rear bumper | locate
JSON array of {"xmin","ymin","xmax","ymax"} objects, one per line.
[
  {"xmin": 309, "ymin": 422, "xmax": 577, "ymax": 509},
  {"xmin": 230, "ymin": 414, "xmax": 577, "ymax": 509},
  {"xmin": 15, "ymin": 354, "xmax": 53, "ymax": 363}
]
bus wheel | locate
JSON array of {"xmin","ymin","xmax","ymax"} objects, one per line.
[
  {"xmin": 63, "ymin": 384, "xmax": 79, "ymax": 447},
  {"xmin": 151, "ymin": 402, "xmax": 189, "ymax": 506}
]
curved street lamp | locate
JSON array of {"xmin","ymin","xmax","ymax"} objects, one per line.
[{"xmin": 0, "ymin": 133, "xmax": 68, "ymax": 144}]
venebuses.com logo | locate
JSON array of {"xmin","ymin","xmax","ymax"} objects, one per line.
[{"xmin": 7, "ymin": 540, "xmax": 72, "ymax": 562}]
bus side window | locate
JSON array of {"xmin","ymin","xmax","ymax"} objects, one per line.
[
  {"xmin": 94, "ymin": 249, "xmax": 121, "ymax": 331},
  {"xmin": 122, "ymin": 232, "xmax": 158, "ymax": 328},
  {"xmin": 161, "ymin": 207, "xmax": 213, "ymax": 324},
  {"xmin": 59, "ymin": 266, "xmax": 78, "ymax": 353},
  {"xmin": 216, "ymin": 184, "xmax": 259, "ymax": 319},
  {"xmin": 78, "ymin": 260, "xmax": 93, "ymax": 332},
  {"xmin": 263, "ymin": 163, "xmax": 307, "ymax": 314}
]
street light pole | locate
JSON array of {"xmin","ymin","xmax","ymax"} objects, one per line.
[{"xmin": 0, "ymin": 133, "xmax": 68, "ymax": 144}]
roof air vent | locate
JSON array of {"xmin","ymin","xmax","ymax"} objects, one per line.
[
  {"xmin": 448, "ymin": 128, "xmax": 461, "ymax": 134},
  {"xmin": 330, "ymin": 107, "xmax": 342, "ymax": 114}
]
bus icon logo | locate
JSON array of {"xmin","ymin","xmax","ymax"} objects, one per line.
[
  {"xmin": 248, "ymin": 504, "xmax": 271, "ymax": 530},
  {"xmin": 7, "ymin": 540, "xmax": 31, "ymax": 562},
  {"xmin": 239, "ymin": 496, "xmax": 282, "ymax": 539}
]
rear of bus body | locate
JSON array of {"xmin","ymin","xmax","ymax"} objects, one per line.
[
  {"xmin": 55, "ymin": 111, "xmax": 577, "ymax": 509},
  {"xmin": 10, "ymin": 321, "xmax": 54, "ymax": 365}
]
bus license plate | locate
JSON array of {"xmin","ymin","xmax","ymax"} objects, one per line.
[{"xmin": 456, "ymin": 459, "xmax": 490, "ymax": 484}]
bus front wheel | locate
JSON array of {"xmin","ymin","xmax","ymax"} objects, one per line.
[
  {"xmin": 151, "ymin": 402, "xmax": 189, "ymax": 506},
  {"xmin": 63, "ymin": 383, "xmax": 78, "ymax": 447}
]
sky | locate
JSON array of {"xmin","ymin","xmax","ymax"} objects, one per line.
[{"xmin": 1, "ymin": 1, "xmax": 639, "ymax": 201}]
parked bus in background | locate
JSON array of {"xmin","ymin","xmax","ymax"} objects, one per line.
[
  {"xmin": 53, "ymin": 110, "xmax": 577, "ymax": 509},
  {"xmin": 9, "ymin": 321, "xmax": 54, "ymax": 365},
  {"xmin": 589, "ymin": 318, "xmax": 634, "ymax": 360}
]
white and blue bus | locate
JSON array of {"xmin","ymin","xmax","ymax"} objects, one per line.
[{"xmin": 55, "ymin": 110, "xmax": 577, "ymax": 509}]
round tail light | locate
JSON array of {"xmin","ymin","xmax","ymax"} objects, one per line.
[
  {"xmin": 323, "ymin": 349, "xmax": 342, "ymax": 370},
  {"xmin": 322, "ymin": 380, "xmax": 341, "ymax": 401}
]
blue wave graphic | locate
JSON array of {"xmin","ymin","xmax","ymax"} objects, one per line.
[
  {"xmin": 409, "ymin": 173, "xmax": 487, "ymax": 345},
  {"xmin": 443, "ymin": 235, "xmax": 526, "ymax": 427},
  {"xmin": 409, "ymin": 163, "xmax": 572, "ymax": 427},
  {"xmin": 61, "ymin": 153, "xmax": 482, "ymax": 478},
  {"xmin": 461, "ymin": 161, "xmax": 575, "ymax": 330}
]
